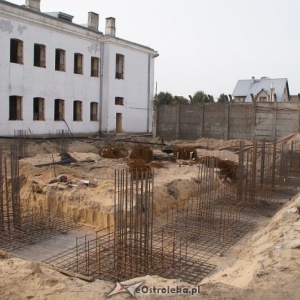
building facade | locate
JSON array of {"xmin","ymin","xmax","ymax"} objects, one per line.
[
  {"xmin": 0, "ymin": 0, "xmax": 158, "ymax": 136},
  {"xmin": 232, "ymin": 77, "xmax": 290, "ymax": 103}
]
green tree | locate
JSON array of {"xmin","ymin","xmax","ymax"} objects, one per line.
[
  {"xmin": 153, "ymin": 91, "xmax": 173, "ymax": 106},
  {"xmin": 207, "ymin": 94, "xmax": 215, "ymax": 103},
  {"xmin": 172, "ymin": 96, "xmax": 189, "ymax": 105},
  {"xmin": 189, "ymin": 91, "xmax": 211, "ymax": 103},
  {"xmin": 217, "ymin": 94, "xmax": 229, "ymax": 103}
]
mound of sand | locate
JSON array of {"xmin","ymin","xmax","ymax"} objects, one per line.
[
  {"xmin": 1, "ymin": 190, "xmax": 299, "ymax": 299},
  {"xmin": 2, "ymin": 135, "xmax": 300, "ymax": 299}
]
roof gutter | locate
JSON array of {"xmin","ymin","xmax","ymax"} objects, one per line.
[
  {"xmin": 146, "ymin": 53, "xmax": 151, "ymax": 133},
  {"xmin": 286, "ymin": 80, "xmax": 291, "ymax": 100}
]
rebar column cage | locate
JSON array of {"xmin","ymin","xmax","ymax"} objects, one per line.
[
  {"xmin": 42, "ymin": 138, "xmax": 300, "ymax": 285},
  {"xmin": 56, "ymin": 129, "xmax": 69, "ymax": 153},
  {"xmin": 14, "ymin": 129, "xmax": 28, "ymax": 158},
  {"xmin": 0, "ymin": 144, "xmax": 79, "ymax": 252}
]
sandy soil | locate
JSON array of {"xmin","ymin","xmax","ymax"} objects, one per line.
[{"xmin": 0, "ymin": 135, "xmax": 300, "ymax": 299}]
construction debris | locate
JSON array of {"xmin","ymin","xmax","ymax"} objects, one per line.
[
  {"xmin": 149, "ymin": 161, "xmax": 165, "ymax": 169},
  {"xmin": 99, "ymin": 146, "xmax": 128, "ymax": 159},
  {"xmin": 127, "ymin": 159, "xmax": 151, "ymax": 180},
  {"xmin": 34, "ymin": 151, "xmax": 97, "ymax": 167},
  {"xmin": 173, "ymin": 145, "xmax": 198, "ymax": 160},
  {"xmin": 129, "ymin": 144, "xmax": 153, "ymax": 162},
  {"xmin": 198, "ymin": 156, "xmax": 238, "ymax": 183}
]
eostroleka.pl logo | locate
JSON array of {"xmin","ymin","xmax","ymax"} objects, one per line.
[
  {"xmin": 107, "ymin": 281, "xmax": 144, "ymax": 297},
  {"xmin": 107, "ymin": 281, "xmax": 200, "ymax": 298}
]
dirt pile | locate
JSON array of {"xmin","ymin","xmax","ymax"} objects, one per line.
[
  {"xmin": 19, "ymin": 139, "xmax": 230, "ymax": 228},
  {"xmin": 201, "ymin": 193, "xmax": 300, "ymax": 299},
  {"xmin": 1, "ymin": 135, "xmax": 300, "ymax": 299},
  {"xmin": 0, "ymin": 191, "xmax": 299, "ymax": 299}
]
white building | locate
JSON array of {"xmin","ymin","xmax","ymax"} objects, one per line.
[{"xmin": 0, "ymin": 0, "xmax": 158, "ymax": 136}]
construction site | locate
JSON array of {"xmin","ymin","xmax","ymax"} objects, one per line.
[{"xmin": 0, "ymin": 133, "xmax": 300, "ymax": 299}]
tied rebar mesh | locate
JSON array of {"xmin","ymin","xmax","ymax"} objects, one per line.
[
  {"xmin": 0, "ymin": 144, "xmax": 79, "ymax": 252},
  {"xmin": 236, "ymin": 140, "xmax": 299, "ymax": 214},
  {"xmin": 44, "ymin": 168, "xmax": 217, "ymax": 284},
  {"xmin": 14, "ymin": 129, "xmax": 28, "ymax": 158},
  {"xmin": 41, "ymin": 139, "xmax": 300, "ymax": 285},
  {"xmin": 56, "ymin": 129, "xmax": 69, "ymax": 153}
]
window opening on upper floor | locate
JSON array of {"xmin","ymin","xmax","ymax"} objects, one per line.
[
  {"xmin": 74, "ymin": 53, "xmax": 83, "ymax": 74},
  {"xmin": 115, "ymin": 54, "xmax": 124, "ymax": 79},
  {"xmin": 91, "ymin": 56, "xmax": 99, "ymax": 77},
  {"xmin": 10, "ymin": 39, "xmax": 23, "ymax": 64},
  {"xmin": 115, "ymin": 97, "xmax": 124, "ymax": 106},
  {"xmin": 55, "ymin": 49, "xmax": 66, "ymax": 71},
  {"xmin": 34, "ymin": 44, "xmax": 46, "ymax": 68}
]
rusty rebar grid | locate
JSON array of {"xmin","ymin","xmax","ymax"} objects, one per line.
[
  {"xmin": 43, "ymin": 168, "xmax": 218, "ymax": 285},
  {"xmin": 43, "ymin": 138, "xmax": 300, "ymax": 285},
  {"xmin": 235, "ymin": 140, "xmax": 281, "ymax": 209},
  {"xmin": 56, "ymin": 129, "xmax": 70, "ymax": 153},
  {"xmin": 0, "ymin": 144, "xmax": 80, "ymax": 252},
  {"xmin": 44, "ymin": 226, "xmax": 216, "ymax": 285},
  {"xmin": 13, "ymin": 129, "xmax": 28, "ymax": 159}
]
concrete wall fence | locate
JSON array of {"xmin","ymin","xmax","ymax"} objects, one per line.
[{"xmin": 156, "ymin": 102, "xmax": 300, "ymax": 141}]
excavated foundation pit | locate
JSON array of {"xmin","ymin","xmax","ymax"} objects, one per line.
[{"xmin": 1, "ymin": 137, "xmax": 300, "ymax": 285}]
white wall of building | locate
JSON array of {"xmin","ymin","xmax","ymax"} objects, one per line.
[
  {"xmin": 0, "ymin": 4, "xmax": 101, "ymax": 135},
  {"xmin": 102, "ymin": 41, "xmax": 155, "ymax": 133},
  {"xmin": 0, "ymin": 1, "xmax": 158, "ymax": 136}
]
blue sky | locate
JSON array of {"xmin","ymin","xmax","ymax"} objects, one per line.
[{"xmin": 8, "ymin": 0, "xmax": 300, "ymax": 99}]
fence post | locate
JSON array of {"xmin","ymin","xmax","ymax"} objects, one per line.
[
  {"xmin": 272, "ymin": 99, "xmax": 277, "ymax": 139},
  {"xmin": 175, "ymin": 105, "xmax": 180, "ymax": 139},
  {"xmin": 200, "ymin": 104, "xmax": 204, "ymax": 138},
  {"xmin": 224, "ymin": 103, "xmax": 229, "ymax": 140},
  {"xmin": 251, "ymin": 101, "xmax": 257, "ymax": 139},
  {"xmin": 153, "ymin": 106, "xmax": 157, "ymax": 137},
  {"xmin": 298, "ymin": 102, "xmax": 300, "ymax": 133}
]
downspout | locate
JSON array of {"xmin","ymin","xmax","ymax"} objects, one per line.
[
  {"xmin": 99, "ymin": 41, "xmax": 104, "ymax": 134},
  {"xmin": 146, "ymin": 53, "xmax": 151, "ymax": 133}
]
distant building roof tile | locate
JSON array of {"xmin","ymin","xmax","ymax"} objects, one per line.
[{"xmin": 232, "ymin": 78, "xmax": 289, "ymax": 102}]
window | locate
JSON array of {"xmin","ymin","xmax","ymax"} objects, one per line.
[
  {"xmin": 259, "ymin": 97, "xmax": 267, "ymax": 102},
  {"xmin": 10, "ymin": 39, "xmax": 23, "ymax": 64},
  {"xmin": 73, "ymin": 101, "xmax": 82, "ymax": 121},
  {"xmin": 9, "ymin": 96, "xmax": 22, "ymax": 120},
  {"xmin": 115, "ymin": 97, "xmax": 124, "ymax": 106},
  {"xmin": 55, "ymin": 49, "xmax": 66, "ymax": 71},
  {"xmin": 115, "ymin": 54, "xmax": 124, "ymax": 79},
  {"xmin": 34, "ymin": 44, "xmax": 46, "ymax": 68},
  {"xmin": 90, "ymin": 102, "xmax": 98, "ymax": 121},
  {"xmin": 91, "ymin": 56, "xmax": 99, "ymax": 77},
  {"xmin": 54, "ymin": 99, "xmax": 65, "ymax": 121},
  {"xmin": 33, "ymin": 97, "xmax": 45, "ymax": 120},
  {"xmin": 74, "ymin": 53, "xmax": 83, "ymax": 74}
]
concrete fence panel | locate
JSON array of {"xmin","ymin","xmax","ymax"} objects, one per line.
[{"xmin": 156, "ymin": 102, "xmax": 300, "ymax": 141}]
